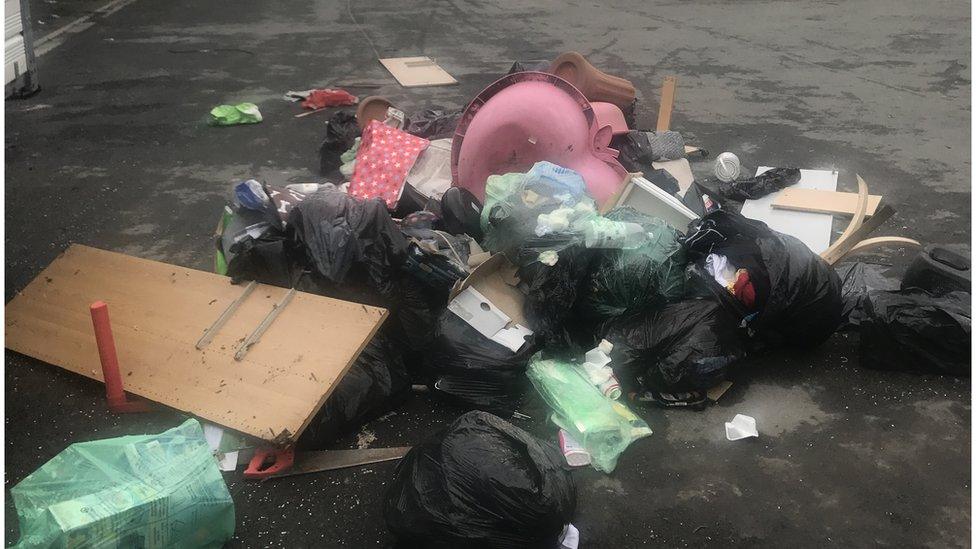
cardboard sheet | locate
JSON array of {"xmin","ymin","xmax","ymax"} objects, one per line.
[
  {"xmin": 740, "ymin": 168, "xmax": 838, "ymax": 254},
  {"xmin": 379, "ymin": 56, "xmax": 457, "ymax": 87},
  {"xmin": 4, "ymin": 245, "xmax": 388, "ymax": 443}
]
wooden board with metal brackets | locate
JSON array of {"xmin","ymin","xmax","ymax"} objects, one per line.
[{"xmin": 4, "ymin": 245, "xmax": 388, "ymax": 443}]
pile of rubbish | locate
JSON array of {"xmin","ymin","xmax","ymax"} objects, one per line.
[{"xmin": 8, "ymin": 51, "xmax": 970, "ymax": 548}]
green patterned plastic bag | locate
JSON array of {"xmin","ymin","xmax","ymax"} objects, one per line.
[
  {"xmin": 10, "ymin": 419, "xmax": 235, "ymax": 548},
  {"xmin": 209, "ymin": 102, "xmax": 262, "ymax": 126},
  {"xmin": 527, "ymin": 355, "xmax": 652, "ymax": 473}
]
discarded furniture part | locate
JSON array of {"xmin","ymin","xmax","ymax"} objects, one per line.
[
  {"xmin": 835, "ymin": 237, "xmax": 922, "ymax": 263},
  {"xmin": 89, "ymin": 301, "xmax": 152, "ymax": 413},
  {"xmin": 244, "ymin": 446, "xmax": 411, "ymax": 480},
  {"xmin": 820, "ymin": 175, "xmax": 870, "ymax": 264},
  {"xmin": 451, "ymin": 71, "xmax": 628, "ymax": 205},
  {"xmin": 549, "ymin": 51, "xmax": 636, "ymax": 109},
  {"xmin": 725, "ymin": 414, "xmax": 758, "ymax": 441},
  {"xmin": 4, "ymin": 245, "xmax": 388, "ymax": 443},
  {"xmin": 9, "ymin": 419, "xmax": 235, "ymax": 548},
  {"xmin": 740, "ymin": 167, "xmax": 838, "ymax": 254},
  {"xmin": 234, "ymin": 286, "xmax": 298, "ymax": 361},
  {"xmin": 356, "ymin": 95, "xmax": 396, "ymax": 130},
  {"xmin": 196, "ymin": 280, "xmax": 257, "ymax": 349},
  {"xmin": 656, "ymin": 75, "xmax": 677, "ymax": 131},
  {"xmin": 379, "ymin": 56, "xmax": 457, "ymax": 87},
  {"xmin": 591, "ymin": 101, "xmax": 630, "ymax": 135},
  {"xmin": 772, "ymin": 187, "xmax": 882, "ymax": 216},
  {"xmin": 602, "ymin": 174, "xmax": 699, "ymax": 230}
]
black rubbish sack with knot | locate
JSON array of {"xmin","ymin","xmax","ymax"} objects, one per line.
[{"xmin": 384, "ymin": 410, "xmax": 576, "ymax": 549}]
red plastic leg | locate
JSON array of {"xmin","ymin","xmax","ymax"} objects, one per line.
[
  {"xmin": 89, "ymin": 301, "xmax": 151, "ymax": 413},
  {"xmin": 244, "ymin": 446, "xmax": 295, "ymax": 479}
]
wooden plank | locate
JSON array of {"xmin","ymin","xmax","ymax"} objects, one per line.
[
  {"xmin": 379, "ymin": 56, "xmax": 457, "ymax": 87},
  {"xmin": 4, "ymin": 245, "xmax": 388, "ymax": 443},
  {"xmin": 656, "ymin": 75, "xmax": 677, "ymax": 131},
  {"xmin": 772, "ymin": 188, "xmax": 881, "ymax": 216},
  {"xmin": 821, "ymin": 204, "xmax": 896, "ymax": 265}
]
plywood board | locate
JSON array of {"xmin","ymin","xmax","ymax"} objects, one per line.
[
  {"xmin": 740, "ymin": 168, "xmax": 838, "ymax": 254},
  {"xmin": 379, "ymin": 56, "xmax": 457, "ymax": 87},
  {"xmin": 4, "ymin": 245, "xmax": 388, "ymax": 443},
  {"xmin": 772, "ymin": 188, "xmax": 881, "ymax": 216}
]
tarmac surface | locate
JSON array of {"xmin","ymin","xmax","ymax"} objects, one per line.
[{"xmin": 5, "ymin": 0, "xmax": 971, "ymax": 546}]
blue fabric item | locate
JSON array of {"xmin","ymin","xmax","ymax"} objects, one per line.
[{"xmin": 235, "ymin": 179, "xmax": 271, "ymax": 211}]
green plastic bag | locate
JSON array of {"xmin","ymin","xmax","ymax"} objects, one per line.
[
  {"xmin": 209, "ymin": 102, "xmax": 262, "ymax": 126},
  {"xmin": 527, "ymin": 354, "xmax": 652, "ymax": 472},
  {"xmin": 10, "ymin": 419, "xmax": 235, "ymax": 548}
]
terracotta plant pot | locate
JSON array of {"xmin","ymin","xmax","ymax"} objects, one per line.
[
  {"xmin": 549, "ymin": 51, "xmax": 637, "ymax": 110},
  {"xmin": 355, "ymin": 96, "xmax": 395, "ymax": 131}
]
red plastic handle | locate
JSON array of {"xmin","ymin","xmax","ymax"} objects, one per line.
[{"xmin": 244, "ymin": 446, "xmax": 295, "ymax": 479}]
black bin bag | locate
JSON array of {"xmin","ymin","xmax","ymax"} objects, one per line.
[
  {"xmin": 685, "ymin": 210, "xmax": 843, "ymax": 349},
  {"xmin": 299, "ymin": 333, "xmax": 411, "ymax": 448},
  {"xmin": 422, "ymin": 311, "xmax": 535, "ymax": 411},
  {"xmin": 858, "ymin": 289, "xmax": 971, "ymax": 377},
  {"xmin": 602, "ymin": 298, "xmax": 745, "ymax": 394},
  {"xmin": 384, "ymin": 411, "xmax": 577, "ymax": 549}
]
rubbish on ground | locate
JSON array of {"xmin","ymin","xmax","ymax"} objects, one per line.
[
  {"xmin": 858, "ymin": 288, "xmax": 970, "ymax": 376},
  {"xmin": 577, "ymin": 207, "xmax": 686, "ymax": 321},
  {"xmin": 602, "ymin": 298, "xmax": 743, "ymax": 396},
  {"xmin": 635, "ymin": 389, "xmax": 708, "ymax": 409},
  {"xmin": 739, "ymin": 167, "xmax": 838, "ymax": 254},
  {"xmin": 591, "ymin": 101, "xmax": 630, "ymax": 134},
  {"xmin": 348, "ymin": 120, "xmax": 430, "ymax": 209},
  {"xmin": 448, "ymin": 287, "xmax": 533, "ymax": 352},
  {"xmin": 209, "ymin": 102, "xmax": 262, "ymax": 125},
  {"xmin": 379, "ymin": 56, "xmax": 458, "ymax": 87},
  {"xmin": 439, "ymin": 185, "xmax": 484, "ymax": 240},
  {"xmin": 244, "ymin": 445, "xmax": 411, "ymax": 480},
  {"xmin": 559, "ymin": 429, "xmax": 592, "ymax": 467},
  {"xmin": 356, "ymin": 96, "xmax": 397, "ymax": 129},
  {"xmin": 4, "ymin": 245, "xmax": 389, "ymax": 442},
  {"xmin": 448, "ymin": 253, "xmax": 533, "ymax": 352},
  {"xmin": 549, "ymin": 51, "xmax": 636, "ymax": 109},
  {"xmin": 290, "ymin": 188, "xmax": 408, "ymax": 295},
  {"xmin": 681, "ymin": 180, "xmax": 722, "ymax": 217},
  {"xmin": 527, "ymin": 353, "xmax": 652, "ymax": 472},
  {"xmin": 285, "ymin": 182, "xmax": 337, "ymax": 194},
  {"xmin": 318, "ymin": 111, "xmax": 360, "ymax": 175},
  {"xmin": 578, "ymin": 339, "xmax": 622, "ymax": 399},
  {"xmin": 772, "ymin": 187, "xmax": 882, "ymax": 216},
  {"xmin": 452, "ymin": 71, "xmax": 628, "ymax": 205},
  {"xmin": 339, "ymin": 137, "xmax": 361, "ymax": 177},
  {"xmin": 203, "ymin": 423, "xmax": 242, "ymax": 471},
  {"xmin": 602, "ymin": 174, "xmax": 699, "ymax": 230},
  {"xmin": 685, "ymin": 209, "xmax": 844, "ymax": 349},
  {"xmin": 656, "ymin": 75, "xmax": 677, "ymax": 131},
  {"xmin": 235, "ymin": 179, "xmax": 272, "ymax": 210},
  {"xmin": 300, "ymin": 88, "xmax": 358, "ymax": 110},
  {"xmin": 653, "ymin": 157, "xmax": 695, "ymax": 195},
  {"xmin": 559, "ymin": 524, "xmax": 581, "ymax": 549},
  {"xmin": 707, "ymin": 380, "xmax": 734, "ymax": 402},
  {"xmin": 720, "ymin": 166, "xmax": 801, "ymax": 201},
  {"xmin": 903, "ymin": 245, "xmax": 971, "ymax": 294},
  {"xmin": 402, "ymin": 107, "xmax": 461, "ymax": 139},
  {"xmin": 713, "ymin": 152, "xmax": 741, "ymax": 183},
  {"xmin": 405, "ymin": 137, "xmax": 453, "ymax": 200},
  {"xmin": 9, "ymin": 419, "xmax": 235, "ymax": 548},
  {"xmin": 725, "ymin": 414, "xmax": 758, "ymax": 440},
  {"xmin": 89, "ymin": 301, "xmax": 153, "ymax": 413},
  {"xmin": 385, "ymin": 411, "xmax": 576, "ymax": 547},
  {"xmin": 611, "ymin": 130, "xmax": 686, "ymax": 172}
]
